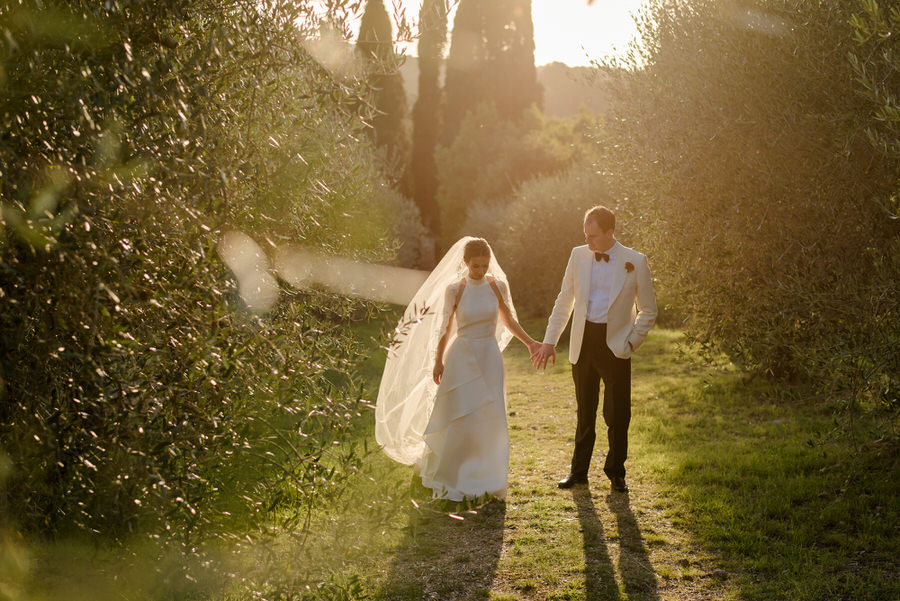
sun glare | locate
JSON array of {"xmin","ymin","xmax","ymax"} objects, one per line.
[
  {"xmin": 531, "ymin": 0, "xmax": 646, "ymax": 66},
  {"xmin": 310, "ymin": 0, "xmax": 647, "ymax": 67}
]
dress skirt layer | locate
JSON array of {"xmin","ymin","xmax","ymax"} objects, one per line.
[{"xmin": 418, "ymin": 334, "xmax": 509, "ymax": 501}]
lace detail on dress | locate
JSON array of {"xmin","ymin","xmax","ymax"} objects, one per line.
[{"xmin": 435, "ymin": 280, "xmax": 463, "ymax": 349}]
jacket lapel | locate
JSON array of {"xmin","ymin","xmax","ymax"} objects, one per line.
[
  {"xmin": 607, "ymin": 244, "xmax": 627, "ymax": 310},
  {"xmin": 579, "ymin": 246, "xmax": 593, "ymax": 302}
]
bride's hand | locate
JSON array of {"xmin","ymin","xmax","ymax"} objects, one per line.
[
  {"xmin": 433, "ymin": 361, "xmax": 444, "ymax": 385},
  {"xmin": 527, "ymin": 340, "xmax": 541, "ymax": 358}
]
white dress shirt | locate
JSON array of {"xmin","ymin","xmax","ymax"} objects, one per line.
[{"xmin": 586, "ymin": 241, "xmax": 620, "ymax": 323}]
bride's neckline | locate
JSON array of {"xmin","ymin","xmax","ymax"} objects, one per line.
[{"xmin": 465, "ymin": 275, "xmax": 488, "ymax": 285}]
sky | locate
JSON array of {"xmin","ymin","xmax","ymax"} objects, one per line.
[
  {"xmin": 531, "ymin": 0, "xmax": 646, "ymax": 66},
  {"xmin": 313, "ymin": 0, "xmax": 647, "ymax": 67}
]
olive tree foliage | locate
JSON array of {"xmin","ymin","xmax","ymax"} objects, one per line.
[
  {"xmin": 599, "ymin": 0, "xmax": 899, "ymax": 411},
  {"xmin": 848, "ymin": 0, "xmax": 900, "ymax": 163},
  {"xmin": 0, "ymin": 0, "xmax": 408, "ymax": 558}
]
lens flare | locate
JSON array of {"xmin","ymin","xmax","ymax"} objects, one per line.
[
  {"xmin": 275, "ymin": 245, "xmax": 427, "ymax": 306},
  {"xmin": 218, "ymin": 231, "xmax": 279, "ymax": 312},
  {"xmin": 219, "ymin": 231, "xmax": 428, "ymax": 310}
]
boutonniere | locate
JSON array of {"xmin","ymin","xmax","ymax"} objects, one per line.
[{"xmin": 625, "ymin": 262, "xmax": 634, "ymax": 273}]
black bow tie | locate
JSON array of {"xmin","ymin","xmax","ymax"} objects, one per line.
[{"xmin": 594, "ymin": 252, "xmax": 610, "ymax": 263}]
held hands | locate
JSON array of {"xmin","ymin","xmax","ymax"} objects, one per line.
[{"xmin": 532, "ymin": 343, "xmax": 556, "ymax": 371}]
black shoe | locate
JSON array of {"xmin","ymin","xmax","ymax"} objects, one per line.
[
  {"xmin": 557, "ymin": 474, "xmax": 588, "ymax": 489},
  {"xmin": 610, "ymin": 476, "xmax": 629, "ymax": 492}
]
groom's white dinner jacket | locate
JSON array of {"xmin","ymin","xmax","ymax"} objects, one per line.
[{"xmin": 543, "ymin": 243, "xmax": 658, "ymax": 364}]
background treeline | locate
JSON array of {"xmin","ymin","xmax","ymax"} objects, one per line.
[
  {"xmin": 399, "ymin": 59, "xmax": 616, "ymax": 118},
  {"xmin": 416, "ymin": 0, "xmax": 898, "ymax": 423},
  {"xmin": 0, "ymin": 0, "xmax": 417, "ymax": 588},
  {"xmin": 600, "ymin": 0, "xmax": 899, "ymax": 411}
]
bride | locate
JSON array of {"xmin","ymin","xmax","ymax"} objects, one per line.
[{"xmin": 376, "ymin": 237, "xmax": 539, "ymax": 501}]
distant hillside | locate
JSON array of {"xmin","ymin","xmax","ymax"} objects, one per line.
[
  {"xmin": 537, "ymin": 62, "xmax": 615, "ymax": 117},
  {"xmin": 397, "ymin": 58, "xmax": 615, "ymax": 118}
]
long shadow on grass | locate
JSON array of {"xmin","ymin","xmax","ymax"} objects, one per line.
[
  {"xmin": 572, "ymin": 488, "xmax": 659, "ymax": 601},
  {"xmin": 571, "ymin": 487, "xmax": 621, "ymax": 600},
  {"xmin": 606, "ymin": 492, "xmax": 659, "ymax": 600},
  {"xmin": 379, "ymin": 497, "xmax": 506, "ymax": 600}
]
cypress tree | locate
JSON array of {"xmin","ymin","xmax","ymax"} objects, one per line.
[
  {"xmin": 442, "ymin": 0, "xmax": 486, "ymax": 144},
  {"xmin": 487, "ymin": 0, "xmax": 541, "ymax": 119},
  {"xmin": 357, "ymin": 0, "xmax": 409, "ymax": 170},
  {"xmin": 410, "ymin": 0, "xmax": 449, "ymax": 237},
  {"xmin": 442, "ymin": 0, "xmax": 541, "ymax": 143}
]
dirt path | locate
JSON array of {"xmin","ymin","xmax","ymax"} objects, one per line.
[{"xmin": 372, "ymin": 330, "xmax": 735, "ymax": 601}]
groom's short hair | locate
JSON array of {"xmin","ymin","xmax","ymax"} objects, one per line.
[{"xmin": 584, "ymin": 206, "xmax": 615, "ymax": 232}]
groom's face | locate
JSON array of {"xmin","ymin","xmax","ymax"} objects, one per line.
[{"xmin": 584, "ymin": 219, "xmax": 615, "ymax": 252}]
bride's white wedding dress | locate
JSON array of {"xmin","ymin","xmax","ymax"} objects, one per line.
[
  {"xmin": 375, "ymin": 237, "xmax": 519, "ymax": 502},
  {"xmin": 418, "ymin": 276, "xmax": 510, "ymax": 501}
]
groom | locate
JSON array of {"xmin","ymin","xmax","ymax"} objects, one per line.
[{"xmin": 533, "ymin": 206, "xmax": 657, "ymax": 493}]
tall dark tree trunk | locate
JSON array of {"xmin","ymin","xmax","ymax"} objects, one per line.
[
  {"xmin": 442, "ymin": 0, "xmax": 541, "ymax": 144},
  {"xmin": 410, "ymin": 0, "xmax": 449, "ymax": 240},
  {"xmin": 442, "ymin": 0, "xmax": 485, "ymax": 144},
  {"xmin": 358, "ymin": 0, "xmax": 409, "ymax": 171},
  {"xmin": 487, "ymin": 0, "xmax": 541, "ymax": 119}
]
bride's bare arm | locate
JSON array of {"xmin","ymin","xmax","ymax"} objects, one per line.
[
  {"xmin": 499, "ymin": 308, "xmax": 538, "ymax": 352},
  {"xmin": 492, "ymin": 280, "xmax": 539, "ymax": 356},
  {"xmin": 433, "ymin": 281, "xmax": 463, "ymax": 385},
  {"xmin": 432, "ymin": 316, "xmax": 453, "ymax": 384}
]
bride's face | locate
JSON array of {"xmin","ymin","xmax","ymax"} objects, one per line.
[{"xmin": 465, "ymin": 255, "xmax": 490, "ymax": 280}]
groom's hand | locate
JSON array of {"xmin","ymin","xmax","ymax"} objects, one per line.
[{"xmin": 532, "ymin": 343, "xmax": 556, "ymax": 371}]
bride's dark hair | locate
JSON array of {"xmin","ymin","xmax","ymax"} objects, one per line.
[{"xmin": 463, "ymin": 238, "xmax": 491, "ymax": 262}]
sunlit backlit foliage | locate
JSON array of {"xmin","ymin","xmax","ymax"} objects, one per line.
[
  {"xmin": 436, "ymin": 105, "xmax": 601, "ymax": 248},
  {"xmin": 409, "ymin": 0, "xmax": 449, "ymax": 239},
  {"xmin": 596, "ymin": 0, "xmax": 899, "ymax": 420},
  {"xmin": 357, "ymin": 0, "xmax": 409, "ymax": 182},
  {"xmin": 0, "ymin": 0, "xmax": 413, "ymax": 584}
]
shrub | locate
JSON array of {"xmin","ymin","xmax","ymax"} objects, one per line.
[
  {"xmin": 435, "ymin": 104, "xmax": 600, "ymax": 249},
  {"xmin": 598, "ymin": 0, "xmax": 899, "ymax": 408},
  {"xmin": 0, "ymin": 0, "xmax": 414, "ymax": 568},
  {"xmin": 457, "ymin": 201, "xmax": 509, "ymax": 248},
  {"xmin": 492, "ymin": 164, "xmax": 649, "ymax": 318},
  {"xmin": 374, "ymin": 183, "xmax": 428, "ymax": 268}
]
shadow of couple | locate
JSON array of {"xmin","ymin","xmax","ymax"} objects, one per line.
[
  {"xmin": 572, "ymin": 487, "xmax": 661, "ymax": 601},
  {"xmin": 379, "ymin": 495, "xmax": 507, "ymax": 600},
  {"xmin": 380, "ymin": 488, "xmax": 658, "ymax": 601}
]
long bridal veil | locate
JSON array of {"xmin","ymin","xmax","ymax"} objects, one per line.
[{"xmin": 375, "ymin": 236, "xmax": 518, "ymax": 465}]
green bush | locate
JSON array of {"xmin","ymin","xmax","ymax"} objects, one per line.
[
  {"xmin": 0, "ymin": 0, "xmax": 413, "ymax": 566},
  {"xmin": 598, "ymin": 0, "xmax": 899, "ymax": 410},
  {"xmin": 490, "ymin": 164, "xmax": 650, "ymax": 319},
  {"xmin": 458, "ymin": 201, "xmax": 509, "ymax": 247},
  {"xmin": 435, "ymin": 104, "xmax": 600, "ymax": 248},
  {"xmin": 375, "ymin": 182, "xmax": 428, "ymax": 268}
]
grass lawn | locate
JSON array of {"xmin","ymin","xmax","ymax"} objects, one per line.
[
  {"xmin": 13, "ymin": 326, "xmax": 898, "ymax": 601},
  {"xmin": 293, "ymin": 326, "xmax": 898, "ymax": 601}
]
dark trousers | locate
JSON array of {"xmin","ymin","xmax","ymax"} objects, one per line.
[{"xmin": 570, "ymin": 321, "xmax": 631, "ymax": 480}]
